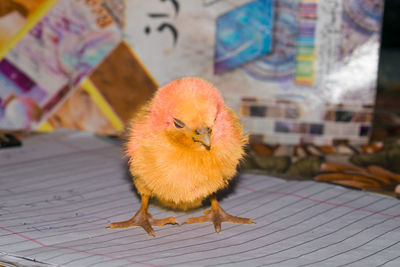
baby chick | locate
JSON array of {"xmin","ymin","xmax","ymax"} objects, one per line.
[{"xmin": 108, "ymin": 77, "xmax": 253, "ymax": 236}]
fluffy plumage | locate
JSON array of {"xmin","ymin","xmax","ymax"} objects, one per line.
[{"xmin": 108, "ymin": 77, "xmax": 252, "ymax": 236}]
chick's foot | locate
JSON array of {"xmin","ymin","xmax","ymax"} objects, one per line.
[
  {"xmin": 107, "ymin": 211, "xmax": 177, "ymax": 237},
  {"xmin": 107, "ymin": 195, "xmax": 178, "ymax": 236},
  {"xmin": 184, "ymin": 195, "xmax": 253, "ymax": 233}
]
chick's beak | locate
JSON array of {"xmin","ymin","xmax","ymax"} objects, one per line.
[
  {"xmin": 193, "ymin": 127, "xmax": 211, "ymax": 150},
  {"xmin": 198, "ymin": 133, "xmax": 211, "ymax": 150}
]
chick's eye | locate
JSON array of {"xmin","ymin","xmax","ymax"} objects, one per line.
[{"xmin": 173, "ymin": 118, "xmax": 185, "ymax": 128}]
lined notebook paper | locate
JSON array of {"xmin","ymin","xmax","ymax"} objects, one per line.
[{"xmin": 1, "ymin": 131, "xmax": 400, "ymax": 267}]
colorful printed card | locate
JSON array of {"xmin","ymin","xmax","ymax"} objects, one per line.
[
  {"xmin": 0, "ymin": 0, "xmax": 122, "ymax": 130},
  {"xmin": 0, "ymin": 0, "xmax": 58, "ymax": 60},
  {"xmin": 214, "ymin": 0, "xmax": 274, "ymax": 73}
]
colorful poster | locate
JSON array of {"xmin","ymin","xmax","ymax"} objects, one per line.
[
  {"xmin": 0, "ymin": 0, "xmax": 122, "ymax": 130},
  {"xmin": 0, "ymin": 0, "xmax": 58, "ymax": 60},
  {"xmin": 123, "ymin": 0, "xmax": 384, "ymax": 145}
]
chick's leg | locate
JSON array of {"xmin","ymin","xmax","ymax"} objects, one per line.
[
  {"xmin": 184, "ymin": 194, "xmax": 253, "ymax": 233},
  {"xmin": 107, "ymin": 195, "xmax": 178, "ymax": 236}
]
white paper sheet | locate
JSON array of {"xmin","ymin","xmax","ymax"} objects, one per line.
[{"xmin": 1, "ymin": 131, "xmax": 400, "ymax": 266}]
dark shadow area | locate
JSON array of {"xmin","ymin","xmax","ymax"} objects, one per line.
[{"xmin": 372, "ymin": 0, "xmax": 400, "ymax": 140}]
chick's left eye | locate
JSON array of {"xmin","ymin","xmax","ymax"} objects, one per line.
[{"xmin": 173, "ymin": 118, "xmax": 185, "ymax": 128}]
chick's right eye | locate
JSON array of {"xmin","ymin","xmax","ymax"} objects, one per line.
[{"xmin": 173, "ymin": 118, "xmax": 185, "ymax": 128}]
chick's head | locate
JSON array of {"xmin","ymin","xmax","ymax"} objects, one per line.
[{"xmin": 150, "ymin": 77, "xmax": 224, "ymax": 151}]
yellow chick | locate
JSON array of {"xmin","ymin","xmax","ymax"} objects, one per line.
[{"xmin": 108, "ymin": 77, "xmax": 253, "ymax": 236}]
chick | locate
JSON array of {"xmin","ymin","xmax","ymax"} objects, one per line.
[{"xmin": 108, "ymin": 77, "xmax": 253, "ymax": 236}]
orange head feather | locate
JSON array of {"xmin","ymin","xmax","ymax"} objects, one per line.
[{"xmin": 149, "ymin": 77, "xmax": 227, "ymax": 151}]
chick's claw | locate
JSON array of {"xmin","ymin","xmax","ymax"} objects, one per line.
[
  {"xmin": 107, "ymin": 209, "xmax": 156, "ymax": 237},
  {"xmin": 107, "ymin": 211, "xmax": 178, "ymax": 237},
  {"xmin": 184, "ymin": 195, "xmax": 253, "ymax": 233},
  {"xmin": 107, "ymin": 196, "xmax": 178, "ymax": 237}
]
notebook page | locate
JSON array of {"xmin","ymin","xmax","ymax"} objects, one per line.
[{"xmin": 1, "ymin": 131, "xmax": 399, "ymax": 266}]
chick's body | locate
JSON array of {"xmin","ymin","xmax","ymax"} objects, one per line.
[
  {"xmin": 130, "ymin": 103, "xmax": 246, "ymax": 210},
  {"xmin": 109, "ymin": 77, "xmax": 252, "ymax": 236}
]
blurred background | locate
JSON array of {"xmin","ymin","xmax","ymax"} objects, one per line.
[{"xmin": 1, "ymin": 0, "xmax": 400, "ymax": 196}]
